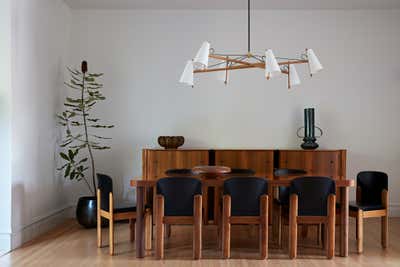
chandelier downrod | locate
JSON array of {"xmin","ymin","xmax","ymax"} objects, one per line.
[{"xmin": 248, "ymin": 0, "xmax": 251, "ymax": 54}]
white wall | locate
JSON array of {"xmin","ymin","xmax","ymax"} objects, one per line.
[
  {"xmin": 10, "ymin": 0, "xmax": 72, "ymax": 249},
  {"xmin": 0, "ymin": 0, "xmax": 13, "ymax": 254},
  {"xmin": 69, "ymin": 9, "xmax": 400, "ymax": 215}
]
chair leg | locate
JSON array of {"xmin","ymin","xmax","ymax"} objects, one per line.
[
  {"xmin": 381, "ymin": 215, "xmax": 388, "ymax": 248},
  {"xmin": 356, "ymin": 210, "xmax": 363, "ymax": 254},
  {"xmin": 145, "ymin": 210, "xmax": 152, "ymax": 250},
  {"xmin": 96, "ymin": 189, "xmax": 102, "ymax": 248},
  {"xmin": 327, "ymin": 194, "xmax": 336, "ymax": 259},
  {"xmin": 97, "ymin": 216, "xmax": 102, "ymax": 248},
  {"xmin": 193, "ymin": 195, "xmax": 202, "ymax": 260},
  {"xmin": 156, "ymin": 195, "xmax": 165, "ymax": 260},
  {"xmin": 289, "ymin": 194, "xmax": 298, "ymax": 259},
  {"xmin": 109, "ymin": 219, "xmax": 114, "ymax": 255},
  {"xmin": 130, "ymin": 219, "xmax": 135, "ymax": 242},
  {"xmin": 222, "ymin": 195, "xmax": 231, "ymax": 259},
  {"xmin": 260, "ymin": 195, "xmax": 269, "ymax": 259}
]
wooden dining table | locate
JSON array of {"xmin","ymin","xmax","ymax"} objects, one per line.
[{"xmin": 131, "ymin": 177, "xmax": 354, "ymax": 258}]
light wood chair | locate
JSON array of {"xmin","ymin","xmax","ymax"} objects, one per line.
[
  {"xmin": 221, "ymin": 177, "xmax": 269, "ymax": 259},
  {"xmin": 96, "ymin": 173, "xmax": 151, "ymax": 255},
  {"xmin": 349, "ymin": 171, "xmax": 389, "ymax": 253},
  {"xmin": 288, "ymin": 177, "xmax": 336, "ymax": 259},
  {"xmin": 155, "ymin": 177, "xmax": 202, "ymax": 260}
]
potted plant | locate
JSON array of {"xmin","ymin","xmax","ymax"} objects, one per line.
[{"xmin": 57, "ymin": 61, "xmax": 113, "ymax": 228}]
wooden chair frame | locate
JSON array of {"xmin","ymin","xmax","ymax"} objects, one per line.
[
  {"xmin": 349, "ymin": 187, "xmax": 388, "ymax": 253},
  {"xmin": 96, "ymin": 189, "xmax": 151, "ymax": 255},
  {"xmin": 222, "ymin": 194, "xmax": 269, "ymax": 259},
  {"xmin": 155, "ymin": 194, "xmax": 202, "ymax": 260},
  {"xmin": 289, "ymin": 193, "xmax": 336, "ymax": 259}
]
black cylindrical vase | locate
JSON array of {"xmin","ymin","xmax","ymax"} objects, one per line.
[{"xmin": 301, "ymin": 108, "xmax": 319, "ymax": 150}]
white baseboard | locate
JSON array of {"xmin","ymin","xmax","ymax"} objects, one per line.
[
  {"xmin": 389, "ymin": 203, "xmax": 400, "ymax": 217},
  {"xmin": 10, "ymin": 205, "xmax": 74, "ymax": 250}
]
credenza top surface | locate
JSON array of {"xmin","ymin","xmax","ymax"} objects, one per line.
[{"xmin": 143, "ymin": 148, "xmax": 346, "ymax": 152}]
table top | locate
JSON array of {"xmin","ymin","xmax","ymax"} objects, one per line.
[{"xmin": 131, "ymin": 177, "xmax": 354, "ymax": 188}]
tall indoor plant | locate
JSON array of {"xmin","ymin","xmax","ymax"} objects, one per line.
[{"xmin": 58, "ymin": 61, "xmax": 113, "ymax": 228}]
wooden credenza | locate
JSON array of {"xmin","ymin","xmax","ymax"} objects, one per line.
[{"xmin": 142, "ymin": 149, "xmax": 346, "ymax": 180}]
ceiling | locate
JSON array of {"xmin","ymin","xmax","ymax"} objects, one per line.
[{"xmin": 64, "ymin": 0, "xmax": 400, "ymax": 10}]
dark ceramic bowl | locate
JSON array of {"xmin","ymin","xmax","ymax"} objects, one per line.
[{"xmin": 158, "ymin": 136, "xmax": 185, "ymax": 149}]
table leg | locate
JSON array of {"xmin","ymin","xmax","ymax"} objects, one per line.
[
  {"xmin": 136, "ymin": 186, "xmax": 145, "ymax": 258},
  {"xmin": 202, "ymin": 184, "xmax": 208, "ymax": 224},
  {"xmin": 214, "ymin": 186, "xmax": 220, "ymax": 225},
  {"xmin": 340, "ymin": 186, "xmax": 349, "ymax": 257}
]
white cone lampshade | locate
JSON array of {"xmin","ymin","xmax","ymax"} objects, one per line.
[
  {"xmin": 179, "ymin": 60, "xmax": 194, "ymax": 86},
  {"xmin": 265, "ymin": 49, "xmax": 281, "ymax": 78},
  {"xmin": 289, "ymin": 64, "xmax": 301, "ymax": 87},
  {"xmin": 193, "ymin": 41, "xmax": 210, "ymax": 69},
  {"xmin": 307, "ymin": 49, "xmax": 323, "ymax": 74}
]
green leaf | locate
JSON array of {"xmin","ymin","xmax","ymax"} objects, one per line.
[
  {"xmin": 68, "ymin": 149, "xmax": 75, "ymax": 160},
  {"xmin": 65, "ymin": 165, "xmax": 71, "ymax": 177},
  {"xmin": 60, "ymin": 152, "xmax": 69, "ymax": 161}
]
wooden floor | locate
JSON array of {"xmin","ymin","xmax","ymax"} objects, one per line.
[{"xmin": 1, "ymin": 218, "xmax": 399, "ymax": 267}]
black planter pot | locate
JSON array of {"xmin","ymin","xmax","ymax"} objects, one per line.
[{"xmin": 76, "ymin": 196, "xmax": 97, "ymax": 228}]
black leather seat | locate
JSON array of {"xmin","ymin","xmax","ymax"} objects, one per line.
[
  {"xmin": 98, "ymin": 174, "xmax": 137, "ymax": 212},
  {"xmin": 274, "ymin": 169, "xmax": 307, "ymax": 205},
  {"xmin": 350, "ymin": 171, "xmax": 388, "ymax": 210},
  {"xmin": 165, "ymin": 168, "xmax": 194, "ymax": 176},
  {"xmin": 157, "ymin": 177, "xmax": 202, "ymax": 216},
  {"xmin": 290, "ymin": 177, "xmax": 336, "ymax": 216},
  {"xmin": 225, "ymin": 168, "xmax": 256, "ymax": 176},
  {"xmin": 223, "ymin": 177, "xmax": 268, "ymax": 216}
]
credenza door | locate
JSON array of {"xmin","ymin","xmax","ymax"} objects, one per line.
[
  {"xmin": 142, "ymin": 149, "xmax": 209, "ymax": 180},
  {"xmin": 278, "ymin": 150, "xmax": 346, "ymax": 180},
  {"xmin": 214, "ymin": 150, "xmax": 274, "ymax": 178}
]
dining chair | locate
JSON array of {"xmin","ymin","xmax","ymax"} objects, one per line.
[
  {"xmin": 349, "ymin": 171, "xmax": 389, "ymax": 253},
  {"xmin": 272, "ymin": 168, "xmax": 307, "ymax": 247},
  {"xmin": 165, "ymin": 168, "xmax": 194, "ymax": 176},
  {"xmin": 288, "ymin": 177, "xmax": 336, "ymax": 259},
  {"xmin": 96, "ymin": 173, "xmax": 152, "ymax": 255},
  {"xmin": 225, "ymin": 168, "xmax": 256, "ymax": 176},
  {"xmin": 155, "ymin": 177, "xmax": 203, "ymax": 260},
  {"xmin": 222, "ymin": 177, "xmax": 269, "ymax": 259}
]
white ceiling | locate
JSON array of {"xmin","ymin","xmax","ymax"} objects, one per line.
[{"xmin": 64, "ymin": 0, "xmax": 400, "ymax": 10}]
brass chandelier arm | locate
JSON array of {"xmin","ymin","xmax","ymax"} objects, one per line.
[
  {"xmin": 194, "ymin": 64, "xmax": 261, "ymax": 73},
  {"xmin": 278, "ymin": 59, "xmax": 308, "ymax": 66},
  {"xmin": 208, "ymin": 54, "xmax": 253, "ymax": 66}
]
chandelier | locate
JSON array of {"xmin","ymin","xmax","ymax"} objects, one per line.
[{"xmin": 179, "ymin": 0, "xmax": 323, "ymax": 89}]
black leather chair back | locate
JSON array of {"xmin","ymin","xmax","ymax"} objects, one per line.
[
  {"xmin": 357, "ymin": 171, "xmax": 388, "ymax": 205},
  {"xmin": 97, "ymin": 173, "xmax": 113, "ymax": 211},
  {"xmin": 165, "ymin": 168, "xmax": 193, "ymax": 176},
  {"xmin": 223, "ymin": 177, "xmax": 268, "ymax": 216},
  {"xmin": 156, "ymin": 177, "xmax": 202, "ymax": 216},
  {"xmin": 290, "ymin": 177, "xmax": 336, "ymax": 216},
  {"xmin": 274, "ymin": 169, "xmax": 307, "ymax": 205},
  {"xmin": 228, "ymin": 168, "xmax": 256, "ymax": 176}
]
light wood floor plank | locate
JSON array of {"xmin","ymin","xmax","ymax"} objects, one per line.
[{"xmin": 0, "ymin": 218, "xmax": 399, "ymax": 266}]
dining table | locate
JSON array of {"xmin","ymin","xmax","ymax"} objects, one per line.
[{"xmin": 131, "ymin": 176, "xmax": 354, "ymax": 258}]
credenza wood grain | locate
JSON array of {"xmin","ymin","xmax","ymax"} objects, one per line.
[{"xmin": 142, "ymin": 149, "xmax": 346, "ymax": 181}]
